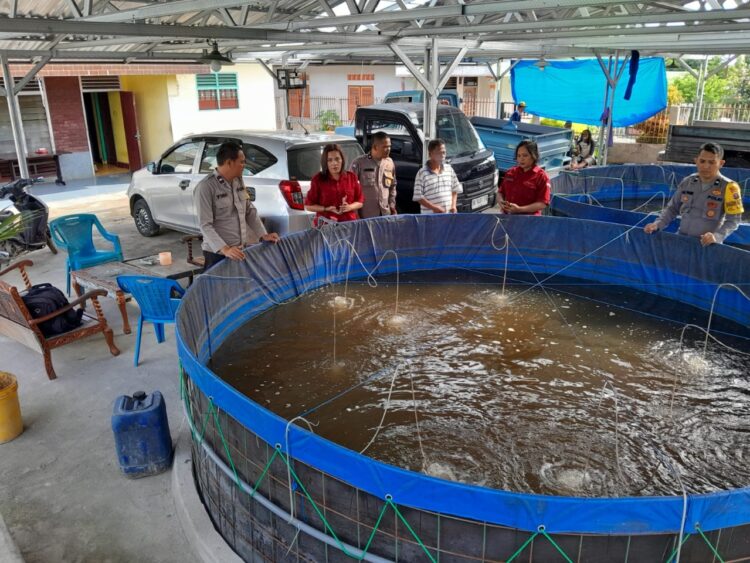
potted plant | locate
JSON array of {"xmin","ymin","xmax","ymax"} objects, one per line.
[{"xmin": 317, "ymin": 109, "xmax": 342, "ymax": 132}]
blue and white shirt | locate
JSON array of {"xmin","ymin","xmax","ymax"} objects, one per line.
[{"xmin": 412, "ymin": 163, "xmax": 463, "ymax": 214}]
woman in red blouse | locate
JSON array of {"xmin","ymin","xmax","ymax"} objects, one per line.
[
  {"xmin": 499, "ymin": 140, "xmax": 551, "ymax": 216},
  {"xmin": 304, "ymin": 144, "xmax": 364, "ymax": 223}
]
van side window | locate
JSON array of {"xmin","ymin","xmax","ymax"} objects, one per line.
[{"xmin": 365, "ymin": 119, "xmax": 415, "ymax": 158}]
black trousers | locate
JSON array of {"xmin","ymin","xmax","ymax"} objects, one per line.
[{"xmin": 202, "ymin": 250, "xmax": 225, "ymax": 270}]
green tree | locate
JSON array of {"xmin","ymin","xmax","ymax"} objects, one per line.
[
  {"xmin": 726, "ymin": 55, "xmax": 750, "ymax": 103},
  {"xmin": 671, "ymin": 73, "xmax": 730, "ymax": 104}
]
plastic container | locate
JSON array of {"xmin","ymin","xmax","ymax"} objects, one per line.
[
  {"xmin": 112, "ymin": 390, "xmax": 172, "ymax": 478},
  {"xmin": 0, "ymin": 372, "xmax": 23, "ymax": 444}
]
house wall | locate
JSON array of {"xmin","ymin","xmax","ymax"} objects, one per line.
[
  {"xmin": 43, "ymin": 76, "xmax": 93, "ymax": 180},
  {"xmin": 168, "ymin": 63, "xmax": 276, "ymax": 141},
  {"xmin": 119, "ymin": 75, "xmax": 173, "ymax": 164},
  {"xmin": 304, "ymin": 65, "xmax": 403, "ymax": 100}
]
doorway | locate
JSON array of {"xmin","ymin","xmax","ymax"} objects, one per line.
[{"xmin": 83, "ymin": 91, "xmax": 131, "ymax": 176}]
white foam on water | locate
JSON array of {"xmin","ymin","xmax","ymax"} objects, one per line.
[
  {"xmin": 387, "ymin": 314, "xmax": 408, "ymax": 327},
  {"xmin": 489, "ymin": 292, "xmax": 510, "ymax": 306},
  {"xmin": 423, "ymin": 461, "xmax": 458, "ymax": 481},
  {"xmin": 681, "ymin": 351, "xmax": 711, "ymax": 374},
  {"xmin": 332, "ymin": 295, "xmax": 355, "ymax": 310}
]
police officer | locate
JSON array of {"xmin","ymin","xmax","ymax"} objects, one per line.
[
  {"xmin": 350, "ymin": 131, "xmax": 397, "ymax": 218},
  {"xmin": 645, "ymin": 142, "xmax": 744, "ymax": 246},
  {"xmin": 196, "ymin": 141, "xmax": 279, "ymax": 269}
]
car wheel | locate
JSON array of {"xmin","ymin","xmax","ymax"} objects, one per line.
[{"xmin": 133, "ymin": 199, "xmax": 161, "ymax": 237}]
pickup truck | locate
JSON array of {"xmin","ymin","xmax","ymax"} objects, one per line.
[
  {"xmin": 664, "ymin": 121, "xmax": 750, "ymax": 168},
  {"xmin": 469, "ymin": 117, "xmax": 572, "ymax": 177},
  {"xmin": 384, "ymin": 89, "xmax": 462, "ymax": 107},
  {"xmin": 340, "ymin": 103, "xmax": 498, "ymax": 214},
  {"xmin": 382, "ymin": 91, "xmax": 572, "ymax": 178}
]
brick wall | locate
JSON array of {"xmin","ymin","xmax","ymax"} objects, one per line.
[
  {"xmin": 44, "ymin": 77, "xmax": 89, "ymax": 153},
  {"xmin": 10, "ymin": 63, "xmax": 209, "ymax": 77}
]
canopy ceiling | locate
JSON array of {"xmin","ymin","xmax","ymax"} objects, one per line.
[{"xmin": 0, "ymin": 0, "xmax": 748, "ymax": 67}]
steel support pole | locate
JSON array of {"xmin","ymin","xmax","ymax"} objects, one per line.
[
  {"xmin": 595, "ymin": 54, "xmax": 613, "ymax": 165},
  {"xmin": 603, "ymin": 51, "xmax": 630, "ymax": 167},
  {"xmin": 0, "ymin": 56, "xmax": 29, "ymax": 179},
  {"xmin": 429, "ymin": 36, "xmax": 439, "ymax": 140},
  {"xmin": 422, "ymin": 45, "xmax": 432, "ymax": 166},
  {"xmin": 694, "ymin": 56, "xmax": 708, "ymax": 122}
]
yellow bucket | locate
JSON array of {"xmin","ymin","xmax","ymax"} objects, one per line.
[{"xmin": 0, "ymin": 372, "xmax": 23, "ymax": 444}]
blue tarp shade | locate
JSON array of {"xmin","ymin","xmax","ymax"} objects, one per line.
[
  {"xmin": 177, "ymin": 214, "xmax": 750, "ymax": 535},
  {"xmin": 511, "ymin": 58, "xmax": 667, "ymax": 127}
]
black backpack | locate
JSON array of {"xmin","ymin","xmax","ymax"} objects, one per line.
[{"xmin": 22, "ymin": 283, "xmax": 84, "ymax": 338}]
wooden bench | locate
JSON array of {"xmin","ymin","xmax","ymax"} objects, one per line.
[{"xmin": 0, "ymin": 259, "xmax": 120, "ymax": 380}]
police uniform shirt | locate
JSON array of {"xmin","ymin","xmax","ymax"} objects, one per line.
[
  {"xmin": 350, "ymin": 153, "xmax": 397, "ymax": 218},
  {"xmin": 196, "ymin": 171, "xmax": 267, "ymax": 253},
  {"xmin": 654, "ymin": 172, "xmax": 744, "ymax": 243}
]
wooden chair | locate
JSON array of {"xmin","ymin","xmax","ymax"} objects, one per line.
[
  {"xmin": 181, "ymin": 235, "xmax": 205, "ymax": 268},
  {"xmin": 0, "ymin": 259, "xmax": 120, "ymax": 380}
]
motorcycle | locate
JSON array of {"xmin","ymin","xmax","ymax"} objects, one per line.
[{"xmin": 0, "ymin": 178, "xmax": 57, "ymax": 264}]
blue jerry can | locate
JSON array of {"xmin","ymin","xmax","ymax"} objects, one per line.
[{"xmin": 112, "ymin": 390, "xmax": 173, "ymax": 478}]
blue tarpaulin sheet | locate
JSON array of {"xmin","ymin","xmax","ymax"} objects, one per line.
[
  {"xmin": 177, "ymin": 214, "xmax": 750, "ymax": 535},
  {"xmin": 511, "ymin": 58, "xmax": 667, "ymax": 126}
]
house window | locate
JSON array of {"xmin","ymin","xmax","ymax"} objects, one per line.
[{"xmin": 196, "ymin": 73, "xmax": 239, "ymax": 110}]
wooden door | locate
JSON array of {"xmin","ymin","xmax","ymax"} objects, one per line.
[
  {"xmin": 462, "ymin": 86, "xmax": 478, "ymax": 117},
  {"xmin": 120, "ymin": 91, "xmax": 143, "ymax": 171},
  {"xmin": 347, "ymin": 86, "xmax": 374, "ymax": 120},
  {"xmin": 287, "ymin": 76, "xmax": 310, "ymax": 118}
]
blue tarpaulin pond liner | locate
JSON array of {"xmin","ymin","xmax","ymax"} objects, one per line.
[
  {"xmin": 511, "ymin": 58, "xmax": 667, "ymax": 127},
  {"xmin": 550, "ymin": 194, "xmax": 750, "ymax": 249},
  {"xmin": 177, "ymin": 214, "xmax": 750, "ymax": 562},
  {"xmin": 551, "ymin": 165, "xmax": 750, "ymax": 249}
]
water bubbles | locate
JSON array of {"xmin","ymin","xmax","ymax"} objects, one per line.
[
  {"xmin": 539, "ymin": 462, "xmax": 608, "ymax": 496},
  {"xmin": 387, "ymin": 314, "xmax": 408, "ymax": 327},
  {"xmin": 332, "ymin": 295, "xmax": 355, "ymax": 310},
  {"xmin": 423, "ymin": 461, "xmax": 458, "ymax": 482},
  {"xmin": 489, "ymin": 292, "xmax": 510, "ymax": 306},
  {"xmin": 681, "ymin": 350, "xmax": 711, "ymax": 374}
]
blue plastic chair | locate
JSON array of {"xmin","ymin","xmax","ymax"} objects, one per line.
[
  {"xmin": 116, "ymin": 275, "xmax": 185, "ymax": 367},
  {"xmin": 49, "ymin": 214, "xmax": 124, "ymax": 295}
]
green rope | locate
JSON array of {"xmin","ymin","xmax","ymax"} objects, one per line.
[
  {"xmin": 664, "ymin": 532, "xmax": 692, "ymax": 563},
  {"xmin": 664, "ymin": 524, "xmax": 726, "ymax": 563},
  {"xmin": 505, "ymin": 527, "xmax": 573, "ymax": 563},
  {"xmin": 506, "ymin": 531, "xmax": 538, "ymax": 562},
  {"xmin": 696, "ymin": 526, "xmax": 725, "ymax": 563},
  {"xmin": 538, "ymin": 528, "xmax": 574, "ymax": 563},
  {"xmin": 387, "ymin": 499, "xmax": 438, "ymax": 563},
  {"xmin": 181, "ymin": 367, "xmax": 442, "ymax": 562}
]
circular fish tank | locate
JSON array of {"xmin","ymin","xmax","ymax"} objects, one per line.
[{"xmin": 177, "ymin": 214, "xmax": 750, "ymax": 562}]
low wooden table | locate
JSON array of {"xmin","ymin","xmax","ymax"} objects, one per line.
[
  {"xmin": 122, "ymin": 254, "xmax": 203, "ymax": 284},
  {"xmin": 71, "ymin": 258, "xmax": 202, "ymax": 334}
]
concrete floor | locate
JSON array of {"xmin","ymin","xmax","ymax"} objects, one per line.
[{"xmin": 0, "ymin": 177, "xmax": 200, "ymax": 563}]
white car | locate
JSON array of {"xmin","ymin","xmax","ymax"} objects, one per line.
[{"xmin": 127, "ymin": 130, "xmax": 364, "ymax": 237}]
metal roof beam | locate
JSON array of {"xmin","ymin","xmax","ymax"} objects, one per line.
[
  {"xmin": 397, "ymin": 6, "xmax": 750, "ymax": 36},
  {"xmin": 13, "ymin": 56, "xmax": 51, "ymax": 95},
  {"xmin": 242, "ymin": 0, "xmax": 651, "ymax": 30},
  {"xmin": 0, "ymin": 18, "xmax": 394, "ymax": 44},
  {"xmin": 0, "ymin": 49, "xmax": 207, "ymax": 60},
  {"xmin": 481, "ymin": 20, "xmax": 750, "ymax": 41},
  {"xmin": 64, "ymin": 0, "xmax": 83, "ymax": 18},
  {"xmin": 83, "ymin": 0, "xmax": 264, "ymax": 22}
]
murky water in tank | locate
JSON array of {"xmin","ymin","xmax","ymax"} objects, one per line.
[{"xmin": 211, "ymin": 271, "xmax": 750, "ymax": 497}]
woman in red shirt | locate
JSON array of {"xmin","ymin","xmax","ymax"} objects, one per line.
[
  {"xmin": 305, "ymin": 144, "xmax": 364, "ymax": 223},
  {"xmin": 499, "ymin": 140, "xmax": 551, "ymax": 216}
]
